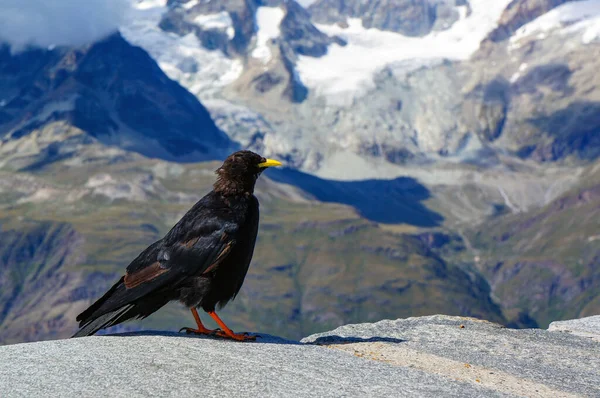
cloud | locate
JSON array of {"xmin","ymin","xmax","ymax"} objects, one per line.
[{"xmin": 0, "ymin": 0, "xmax": 131, "ymax": 51}]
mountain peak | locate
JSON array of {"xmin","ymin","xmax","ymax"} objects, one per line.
[{"xmin": 0, "ymin": 32, "xmax": 236, "ymax": 166}]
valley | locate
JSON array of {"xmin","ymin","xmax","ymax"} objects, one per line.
[{"xmin": 0, "ymin": 0, "xmax": 598, "ymax": 344}]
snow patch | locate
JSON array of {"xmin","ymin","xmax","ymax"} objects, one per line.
[
  {"xmin": 296, "ymin": 0, "xmax": 317, "ymax": 7},
  {"xmin": 456, "ymin": 5, "xmax": 469, "ymax": 20},
  {"xmin": 510, "ymin": 62, "xmax": 528, "ymax": 83},
  {"xmin": 134, "ymin": 0, "xmax": 164, "ymax": 10},
  {"xmin": 582, "ymin": 18, "xmax": 600, "ymax": 43},
  {"xmin": 510, "ymin": 0, "xmax": 600, "ymax": 48},
  {"xmin": 252, "ymin": 7, "xmax": 285, "ymax": 64},
  {"xmin": 193, "ymin": 12, "xmax": 235, "ymax": 40},
  {"xmin": 182, "ymin": 0, "xmax": 199, "ymax": 10},
  {"xmin": 296, "ymin": 0, "xmax": 512, "ymax": 103},
  {"xmin": 120, "ymin": 0, "xmax": 242, "ymax": 99}
]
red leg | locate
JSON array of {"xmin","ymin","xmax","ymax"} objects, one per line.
[
  {"xmin": 179, "ymin": 308, "xmax": 219, "ymax": 335},
  {"xmin": 207, "ymin": 311, "xmax": 256, "ymax": 341}
]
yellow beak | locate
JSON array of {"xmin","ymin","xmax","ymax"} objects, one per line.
[{"xmin": 258, "ymin": 158, "xmax": 282, "ymax": 168}]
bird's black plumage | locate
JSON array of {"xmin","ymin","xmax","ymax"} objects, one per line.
[{"xmin": 73, "ymin": 151, "xmax": 280, "ymax": 339}]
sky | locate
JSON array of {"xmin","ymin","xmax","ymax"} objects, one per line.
[{"xmin": 0, "ymin": 0, "xmax": 130, "ymax": 51}]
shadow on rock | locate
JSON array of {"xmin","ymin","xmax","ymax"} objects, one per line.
[
  {"xmin": 268, "ymin": 168, "xmax": 443, "ymax": 226},
  {"xmin": 105, "ymin": 330, "xmax": 302, "ymax": 345},
  {"xmin": 305, "ymin": 335, "xmax": 405, "ymax": 345},
  {"xmin": 527, "ymin": 101, "xmax": 600, "ymax": 161}
]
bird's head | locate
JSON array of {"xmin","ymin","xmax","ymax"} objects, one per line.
[{"xmin": 214, "ymin": 150, "xmax": 282, "ymax": 196}]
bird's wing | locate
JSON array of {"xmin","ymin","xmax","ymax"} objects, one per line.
[
  {"xmin": 77, "ymin": 215, "xmax": 239, "ymax": 326},
  {"xmin": 125, "ymin": 216, "xmax": 239, "ymax": 287}
]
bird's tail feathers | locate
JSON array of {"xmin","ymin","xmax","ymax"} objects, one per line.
[
  {"xmin": 72, "ymin": 304, "xmax": 135, "ymax": 338},
  {"xmin": 72, "ymin": 290, "xmax": 172, "ymax": 338},
  {"xmin": 76, "ymin": 277, "xmax": 125, "ymax": 325}
]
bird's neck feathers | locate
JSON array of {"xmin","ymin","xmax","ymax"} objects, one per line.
[{"xmin": 213, "ymin": 171, "xmax": 256, "ymax": 197}]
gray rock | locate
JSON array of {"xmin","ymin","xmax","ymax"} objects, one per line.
[
  {"xmin": 0, "ymin": 330, "xmax": 508, "ymax": 397},
  {"xmin": 1, "ymin": 315, "xmax": 599, "ymax": 397},
  {"xmin": 549, "ymin": 315, "xmax": 600, "ymax": 342},
  {"xmin": 280, "ymin": 0, "xmax": 344, "ymax": 59},
  {"xmin": 160, "ymin": 0, "xmax": 257, "ymax": 55},
  {"xmin": 303, "ymin": 315, "xmax": 600, "ymax": 397},
  {"xmin": 486, "ymin": 0, "xmax": 577, "ymax": 42},
  {"xmin": 308, "ymin": 0, "xmax": 452, "ymax": 37}
]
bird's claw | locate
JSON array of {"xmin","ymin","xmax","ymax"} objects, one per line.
[
  {"xmin": 179, "ymin": 327, "xmax": 221, "ymax": 335},
  {"xmin": 213, "ymin": 330, "xmax": 257, "ymax": 341}
]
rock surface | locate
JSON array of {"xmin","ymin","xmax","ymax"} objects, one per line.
[
  {"xmin": 1, "ymin": 315, "xmax": 598, "ymax": 397},
  {"xmin": 486, "ymin": 0, "xmax": 576, "ymax": 42},
  {"xmin": 549, "ymin": 315, "xmax": 600, "ymax": 342},
  {"xmin": 308, "ymin": 0, "xmax": 460, "ymax": 36}
]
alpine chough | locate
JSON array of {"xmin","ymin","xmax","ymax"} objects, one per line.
[{"xmin": 72, "ymin": 150, "xmax": 282, "ymax": 341}]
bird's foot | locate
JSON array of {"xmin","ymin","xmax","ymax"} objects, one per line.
[
  {"xmin": 213, "ymin": 330, "xmax": 257, "ymax": 342},
  {"xmin": 179, "ymin": 326, "xmax": 220, "ymax": 336},
  {"xmin": 204, "ymin": 311, "xmax": 257, "ymax": 341}
]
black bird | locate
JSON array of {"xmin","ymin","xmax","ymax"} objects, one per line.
[{"xmin": 73, "ymin": 151, "xmax": 281, "ymax": 341}]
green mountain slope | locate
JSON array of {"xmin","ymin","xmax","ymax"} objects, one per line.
[
  {"xmin": 468, "ymin": 163, "xmax": 600, "ymax": 327},
  {"xmin": 0, "ymin": 153, "xmax": 505, "ymax": 343}
]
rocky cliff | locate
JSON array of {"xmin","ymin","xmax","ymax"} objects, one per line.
[{"xmin": 120, "ymin": 0, "xmax": 600, "ymax": 175}]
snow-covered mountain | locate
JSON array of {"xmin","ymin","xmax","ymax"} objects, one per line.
[
  {"xmin": 2, "ymin": 0, "xmax": 599, "ymax": 184},
  {"xmin": 298, "ymin": 0, "xmax": 512, "ymax": 101},
  {"xmin": 117, "ymin": 0, "xmax": 600, "ymax": 181}
]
